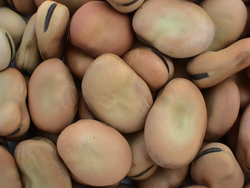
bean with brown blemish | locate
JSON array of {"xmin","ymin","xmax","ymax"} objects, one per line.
[{"xmin": 35, "ymin": 0, "xmax": 70, "ymax": 60}]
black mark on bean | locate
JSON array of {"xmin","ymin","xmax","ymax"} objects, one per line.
[
  {"xmin": 130, "ymin": 165, "xmax": 155, "ymax": 178},
  {"xmin": 122, "ymin": 0, "xmax": 138, "ymax": 6},
  {"xmin": 7, "ymin": 128, "xmax": 21, "ymax": 137},
  {"xmin": 44, "ymin": 3, "xmax": 57, "ymax": 32},
  {"xmin": 149, "ymin": 48, "xmax": 170, "ymax": 73},
  {"xmin": 192, "ymin": 73, "xmax": 209, "ymax": 80},
  {"xmin": 193, "ymin": 147, "xmax": 222, "ymax": 162}
]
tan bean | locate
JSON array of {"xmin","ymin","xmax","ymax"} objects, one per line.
[
  {"xmin": 7, "ymin": 0, "xmax": 37, "ymax": 15},
  {"xmin": 132, "ymin": 0, "xmax": 215, "ymax": 58},
  {"xmin": 191, "ymin": 142, "xmax": 244, "ymax": 188},
  {"xmin": 187, "ymin": 38, "xmax": 250, "ymax": 88},
  {"xmin": 0, "ymin": 68, "xmax": 30, "ymax": 142},
  {"xmin": 203, "ymin": 78, "xmax": 240, "ymax": 141},
  {"xmin": 0, "ymin": 7, "xmax": 27, "ymax": 48},
  {"xmin": 137, "ymin": 165, "xmax": 189, "ymax": 188},
  {"xmin": 14, "ymin": 137, "xmax": 72, "ymax": 188},
  {"xmin": 65, "ymin": 42, "xmax": 95, "ymax": 80},
  {"xmin": 35, "ymin": 0, "xmax": 69, "ymax": 60},
  {"xmin": 236, "ymin": 103, "xmax": 250, "ymax": 173},
  {"xmin": 106, "ymin": 0, "xmax": 145, "ymax": 13},
  {"xmin": 0, "ymin": 137, "xmax": 22, "ymax": 188},
  {"xmin": 28, "ymin": 58, "xmax": 78, "ymax": 134},
  {"xmin": 69, "ymin": 1, "xmax": 134, "ymax": 57},
  {"xmin": 144, "ymin": 78, "xmax": 207, "ymax": 169},
  {"xmin": 0, "ymin": 27, "xmax": 15, "ymax": 71},
  {"xmin": 124, "ymin": 130, "xmax": 158, "ymax": 181},
  {"xmin": 81, "ymin": 53, "xmax": 153, "ymax": 133},
  {"xmin": 200, "ymin": 0, "xmax": 247, "ymax": 51},
  {"xmin": 15, "ymin": 13, "xmax": 42, "ymax": 75},
  {"xmin": 57, "ymin": 119, "xmax": 132, "ymax": 186},
  {"xmin": 122, "ymin": 47, "xmax": 174, "ymax": 93}
]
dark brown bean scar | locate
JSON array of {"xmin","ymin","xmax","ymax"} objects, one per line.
[
  {"xmin": 149, "ymin": 48, "xmax": 170, "ymax": 73},
  {"xmin": 122, "ymin": 0, "xmax": 138, "ymax": 6},
  {"xmin": 7, "ymin": 127, "xmax": 21, "ymax": 137},
  {"xmin": 44, "ymin": 3, "xmax": 57, "ymax": 32},
  {"xmin": 193, "ymin": 147, "xmax": 222, "ymax": 162},
  {"xmin": 191, "ymin": 73, "xmax": 209, "ymax": 80},
  {"xmin": 130, "ymin": 165, "xmax": 155, "ymax": 178},
  {"xmin": 5, "ymin": 32, "xmax": 14, "ymax": 62}
]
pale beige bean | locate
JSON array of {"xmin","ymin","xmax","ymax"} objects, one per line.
[
  {"xmin": 36, "ymin": 0, "xmax": 70, "ymax": 60},
  {"xmin": 28, "ymin": 58, "xmax": 78, "ymax": 134},
  {"xmin": 0, "ymin": 27, "xmax": 15, "ymax": 71},
  {"xmin": 15, "ymin": 13, "xmax": 42, "ymax": 75},
  {"xmin": 144, "ymin": 78, "xmax": 207, "ymax": 169},
  {"xmin": 132, "ymin": 0, "xmax": 215, "ymax": 58},
  {"xmin": 14, "ymin": 137, "xmax": 72, "ymax": 188},
  {"xmin": 0, "ymin": 68, "xmax": 30, "ymax": 142},
  {"xmin": 203, "ymin": 78, "xmax": 240, "ymax": 141},
  {"xmin": 0, "ymin": 7, "xmax": 27, "ymax": 48},
  {"xmin": 200, "ymin": 0, "xmax": 247, "ymax": 51},
  {"xmin": 187, "ymin": 38, "xmax": 250, "ymax": 88},
  {"xmin": 81, "ymin": 53, "xmax": 153, "ymax": 133}
]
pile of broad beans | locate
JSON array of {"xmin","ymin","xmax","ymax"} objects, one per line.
[{"xmin": 2, "ymin": 0, "xmax": 250, "ymax": 187}]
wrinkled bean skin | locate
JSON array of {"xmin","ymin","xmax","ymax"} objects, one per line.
[
  {"xmin": 7, "ymin": 0, "xmax": 37, "ymax": 15},
  {"xmin": 0, "ymin": 137, "xmax": 22, "ymax": 188},
  {"xmin": 0, "ymin": 7, "xmax": 26, "ymax": 48},
  {"xmin": 203, "ymin": 78, "xmax": 240, "ymax": 141},
  {"xmin": 0, "ymin": 27, "xmax": 15, "ymax": 71},
  {"xmin": 14, "ymin": 137, "xmax": 72, "ymax": 188},
  {"xmin": 137, "ymin": 165, "xmax": 189, "ymax": 188},
  {"xmin": 132, "ymin": 0, "xmax": 215, "ymax": 58},
  {"xmin": 28, "ymin": 58, "xmax": 78, "ymax": 134},
  {"xmin": 236, "ymin": 103, "xmax": 250, "ymax": 173},
  {"xmin": 69, "ymin": 1, "xmax": 134, "ymax": 57},
  {"xmin": 82, "ymin": 53, "xmax": 153, "ymax": 133},
  {"xmin": 57, "ymin": 119, "xmax": 132, "ymax": 187},
  {"xmin": 144, "ymin": 78, "xmax": 207, "ymax": 169},
  {"xmin": 15, "ymin": 13, "xmax": 42, "ymax": 75},
  {"xmin": 191, "ymin": 142, "xmax": 244, "ymax": 188},
  {"xmin": 0, "ymin": 68, "xmax": 30, "ymax": 142},
  {"xmin": 200, "ymin": 0, "xmax": 247, "ymax": 51},
  {"xmin": 124, "ymin": 130, "xmax": 158, "ymax": 181},
  {"xmin": 106, "ymin": 0, "xmax": 145, "ymax": 13},
  {"xmin": 36, "ymin": 0, "xmax": 70, "ymax": 60},
  {"xmin": 187, "ymin": 38, "xmax": 250, "ymax": 88},
  {"xmin": 65, "ymin": 42, "xmax": 95, "ymax": 80},
  {"xmin": 122, "ymin": 47, "xmax": 174, "ymax": 93}
]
